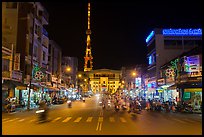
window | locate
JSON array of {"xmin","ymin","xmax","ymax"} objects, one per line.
[{"xmin": 43, "ymin": 51, "xmax": 46, "ymax": 61}]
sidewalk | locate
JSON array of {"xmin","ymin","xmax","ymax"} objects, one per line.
[{"xmin": 2, "ymin": 104, "xmax": 58, "ymax": 115}]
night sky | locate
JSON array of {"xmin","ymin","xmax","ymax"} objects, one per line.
[{"xmin": 41, "ymin": 0, "xmax": 202, "ymax": 71}]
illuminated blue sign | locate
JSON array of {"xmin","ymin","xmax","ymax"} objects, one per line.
[
  {"xmin": 146, "ymin": 31, "xmax": 155, "ymax": 43},
  {"xmin": 148, "ymin": 55, "xmax": 152, "ymax": 65},
  {"xmin": 162, "ymin": 28, "xmax": 202, "ymax": 36}
]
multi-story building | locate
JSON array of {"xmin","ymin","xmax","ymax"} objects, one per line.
[
  {"xmin": 87, "ymin": 69, "xmax": 122, "ymax": 94},
  {"xmin": 2, "ymin": 2, "xmax": 49, "ymax": 109},
  {"xmin": 145, "ymin": 28, "xmax": 202, "ymax": 99},
  {"xmin": 159, "ymin": 46, "xmax": 202, "ymax": 110},
  {"xmin": 48, "ymin": 40, "xmax": 62, "ymax": 97},
  {"xmin": 61, "ymin": 56, "xmax": 78, "ymax": 89},
  {"xmin": 121, "ymin": 64, "xmax": 147, "ymax": 97}
]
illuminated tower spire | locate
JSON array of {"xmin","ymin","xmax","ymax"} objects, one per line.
[{"xmin": 84, "ymin": 2, "xmax": 93, "ymax": 72}]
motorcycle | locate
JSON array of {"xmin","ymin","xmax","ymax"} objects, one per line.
[
  {"xmin": 82, "ymin": 97, "xmax": 85, "ymax": 102},
  {"xmin": 107, "ymin": 100, "xmax": 111, "ymax": 108},
  {"xmin": 115, "ymin": 105, "xmax": 120, "ymax": 112},
  {"xmin": 67, "ymin": 100, "xmax": 72, "ymax": 108},
  {"xmin": 102, "ymin": 104, "xmax": 106, "ymax": 109},
  {"xmin": 36, "ymin": 109, "xmax": 47, "ymax": 123}
]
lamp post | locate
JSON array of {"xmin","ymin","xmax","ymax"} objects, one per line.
[
  {"xmin": 77, "ymin": 74, "xmax": 82, "ymax": 97},
  {"xmin": 131, "ymin": 71, "xmax": 137, "ymax": 97},
  {"xmin": 66, "ymin": 66, "xmax": 71, "ymax": 89}
]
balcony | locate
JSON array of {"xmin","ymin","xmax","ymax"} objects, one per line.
[
  {"xmin": 39, "ymin": 10, "xmax": 49, "ymax": 25},
  {"xmin": 42, "ymin": 27, "xmax": 48, "ymax": 37}
]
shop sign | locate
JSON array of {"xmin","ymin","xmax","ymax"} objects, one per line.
[
  {"xmin": 46, "ymin": 82, "xmax": 52, "ymax": 86},
  {"xmin": 16, "ymin": 86, "xmax": 27, "ymax": 90},
  {"xmin": 157, "ymin": 78, "xmax": 165, "ymax": 86},
  {"xmin": 12, "ymin": 70, "xmax": 22, "ymax": 82},
  {"xmin": 14, "ymin": 53, "xmax": 20, "ymax": 71},
  {"xmin": 157, "ymin": 89, "xmax": 164, "ymax": 92},
  {"xmin": 183, "ymin": 92, "xmax": 191, "ymax": 100},
  {"xmin": 52, "ymin": 76, "xmax": 58, "ymax": 83},
  {"xmin": 184, "ymin": 88, "xmax": 202, "ymax": 92}
]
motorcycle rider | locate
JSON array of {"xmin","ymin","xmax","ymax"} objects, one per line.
[
  {"xmin": 38, "ymin": 100, "xmax": 48, "ymax": 122},
  {"xmin": 67, "ymin": 99, "xmax": 72, "ymax": 108}
]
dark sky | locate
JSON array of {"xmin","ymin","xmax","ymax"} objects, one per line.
[{"xmin": 41, "ymin": 0, "xmax": 202, "ymax": 71}]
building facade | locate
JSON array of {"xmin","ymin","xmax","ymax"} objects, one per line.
[
  {"xmin": 159, "ymin": 46, "xmax": 202, "ymax": 112},
  {"xmin": 87, "ymin": 69, "xmax": 122, "ymax": 94},
  {"xmin": 2, "ymin": 2, "xmax": 50, "ymax": 110},
  {"xmin": 47, "ymin": 40, "xmax": 62, "ymax": 97},
  {"xmin": 145, "ymin": 28, "xmax": 202, "ymax": 99},
  {"xmin": 121, "ymin": 65, "xmax": 147, "ymax": 97},
  {"xmin": 61, "ymin": 56, "xmax": 78, "ymax": 89}
]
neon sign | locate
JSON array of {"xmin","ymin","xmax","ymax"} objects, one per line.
[
  {"xmin": 146, "ymin": 31, "xmax": 155, "ymax": 43},
  {"xmin": 148, "ymin": 55, "xmax": 152, "ymax": 65},
  {"xmin": 162, "ymin": 28, "xmax": 202, "ymax": 36},
  {"xmin": 32, "ymin": 65, "xmax": 45, "ymax": 81}
]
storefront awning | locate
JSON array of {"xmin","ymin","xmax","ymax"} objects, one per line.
[
  {"xmin": 45, "ymin": 86, "xmax": 59, "ymax": 91},
  {"xmin": 167, "ymin": 82, "xmax": 202, "ymax": 90},
  {"xmin": 2, "ymin": 79, "xmax": 27, "ymax": 89},
  {"xmin": 184, "ymin": 88, "xmax": 202, "ymax": 92}
]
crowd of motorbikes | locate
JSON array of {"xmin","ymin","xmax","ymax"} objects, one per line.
[{"xmin": 99, "ymin": 96, "xmax": 200, "ymax": 115}]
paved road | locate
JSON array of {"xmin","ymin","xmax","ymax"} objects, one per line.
[{"xmin": 2, "ymin": 96, "xmax": 202, "ymax": 135}]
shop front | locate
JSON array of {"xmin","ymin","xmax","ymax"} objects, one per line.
[{"xmin": 182, "ymin": 88, "xmax": 202, "ymax": 112}]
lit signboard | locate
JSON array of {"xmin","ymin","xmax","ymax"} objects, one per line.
[
  {"xmin": 186, "ymin": 55, "xmax": 200, "ymax": 72},
  {"xmin": 148, "ymin": 55, "xmax": 152, "ymax": 65},
  {"xmin": 162, "ymin": 28, "xmax": 202, "ymax": 36},
  {"xmin": 146, "ymin": 31, "xmax": 155, "ymax": 43}
]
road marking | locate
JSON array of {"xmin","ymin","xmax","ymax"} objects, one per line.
[
  {"xmin": 172, "ymin": 118, "xmax": 187, "ymax": 124},
  {"xmin": 29, "ymin": 119, "xmax": 36, "ymax": 123},
  {"xmin": 183, "ymin": 118, "xmax": 197, "ymax": 123},
  {"xmin": 18, "ymin": 119, "xmax": 25, "ymax": 122},
  {"xmin": 109, "ymin": 117, "xmax": 115, "ymax": 122},
  {"xmin": 86, "ymin": 117, "xmax": 93, "ymax": 122},
  {"xmin": 62, "ymin": 117, "xmax": 72, "ymax": 123},
  {"xmin": 96, "ymin": 122, "xmax": 102, "ymax": 131},
  {"xmin": 96, "ymin": 122, "xmax": 100, "ymax": 131},
  {"xmin": 99, "ymin": 122, "xmax": 102, "ymax": 131},
  {"xmin": 120, "ymin": 117, "xmax": 127, "ymax": 123},
  {"xmin": 74, "ymin": 117, "xmax": 82, "ymax": 122},
  {"xmin": 2, "ymin": 118, "xmax": 9, "ymax": 121},
  {"xmin": 4, "ymin": 118, "xmax": 20, "ymax": 123},
  {"xmin": 51, "ymin": 117, "xmax": 62, "ymax": 122},
  {"xmin": 98, "ymin": 117, "xmax": 103, "ymax": 122}
]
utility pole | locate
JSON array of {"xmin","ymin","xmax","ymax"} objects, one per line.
[{"xmin": 27, "ymin": 2, "xmax": 35, "ymax": 110}]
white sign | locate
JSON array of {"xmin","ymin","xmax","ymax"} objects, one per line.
[{"xmin": 12, "ymin": 70, "xmax": 22, "ymax": 82}]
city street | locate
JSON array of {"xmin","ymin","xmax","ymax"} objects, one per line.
[{"xmin": 2, "ymin": 95, "xmax": 202, "ymax": 135}]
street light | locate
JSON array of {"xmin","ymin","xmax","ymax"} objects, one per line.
[
  {"xmin": 78, "ymin": 74, "xmax": 82, "ymax": 78},
  {"xmin": 66, "ymin": 67, "xmax": 71, "ymax": 72},
  {"xmin": 132, "ymin": 72, "xmax": 136, "ymax": 77}
]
